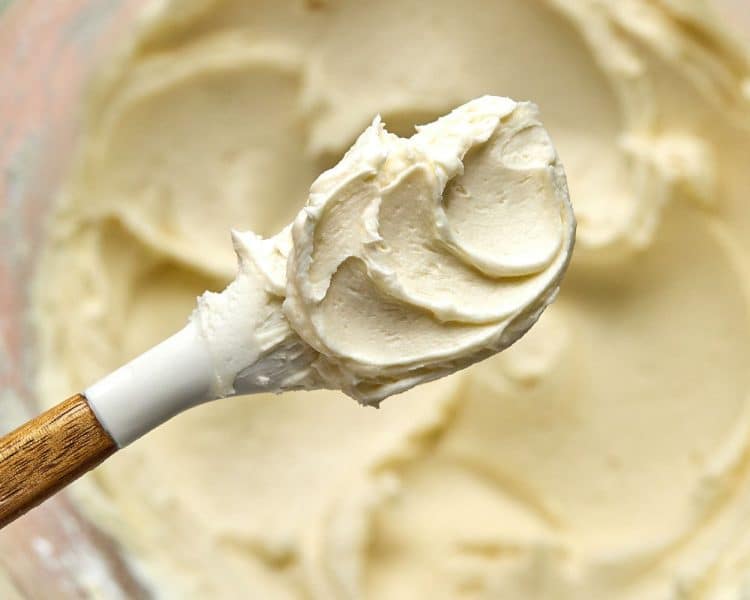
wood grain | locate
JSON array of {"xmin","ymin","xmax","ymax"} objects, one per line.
[{"xmin": 0, "ymin": 394, "xmax": 116, "ymax": 528}]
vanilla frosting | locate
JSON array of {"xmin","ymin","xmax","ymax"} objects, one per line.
[
  {"xmin": 197, "ymin": 96, "xmax": 573, "ymax": 404},
  {"xmin": 33, "ymin": 0, "xmax": 750, "ymax": 598}
]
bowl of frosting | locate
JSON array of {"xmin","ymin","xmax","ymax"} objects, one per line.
[{"xmin": 1, "ymin": 1, "xmax": 750, "ymax": 598}]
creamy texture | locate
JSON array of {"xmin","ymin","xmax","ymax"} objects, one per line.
[
  {"xmin": 194, "ymin": 96, "xmax": 573, "ymax": 404},
  {"xmin": 286, "ymin": 100, "xmax": 572, "ymax": 403},
  {"xmin": 34, "ymin": 0, "xmax": 750, "ymax": 599}
]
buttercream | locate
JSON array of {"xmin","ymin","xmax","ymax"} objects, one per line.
[
  {"xmin": 198, "ymin": 96, "xmax": 573, "ymax": 404},
  {"xmin": 33, "ymin": 0, "xmax": 750, "ymax": 599}
]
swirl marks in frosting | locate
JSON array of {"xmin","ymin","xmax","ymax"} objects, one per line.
[{"xmin": 284, "ymin": 96, "xmax": 576, "ymax": 403}]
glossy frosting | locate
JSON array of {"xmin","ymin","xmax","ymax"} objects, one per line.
[{"xmin": 34, "ymin": 0, "xmax": 750, "ymax": 598}]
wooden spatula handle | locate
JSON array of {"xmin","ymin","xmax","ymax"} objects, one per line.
[{"xmin": 0, "ymin": 393, "xmax": 116, "ymax": 528}]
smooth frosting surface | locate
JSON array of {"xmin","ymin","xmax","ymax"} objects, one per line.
[{"xmin": 34, "ymin": 0, "xmax": 750, "ymax": 598}]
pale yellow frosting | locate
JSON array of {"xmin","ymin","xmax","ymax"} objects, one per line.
[
  {"xmin": 191, "ymin": 96, "xmax": 573, "ymax": 404},
  {"xmin": 281, "ymin": 97, "xmax": 574, "ymax": 403},
  {"xmin": 34, "ymin": 0, "xmax": 750, "ymax": 598}
]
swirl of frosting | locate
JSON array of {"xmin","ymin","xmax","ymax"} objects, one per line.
[{"xmin": 284, "ymin": 96, "xmax": 576, "ymax": 404}]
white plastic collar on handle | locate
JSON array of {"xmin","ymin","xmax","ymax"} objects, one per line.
[{"xmin": 85, "ymin": 321, "xmax": 215, "ymax": 448}]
